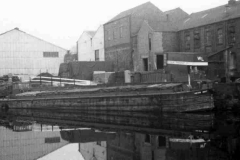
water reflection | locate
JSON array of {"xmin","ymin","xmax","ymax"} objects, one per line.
[{"xmin": 0, "ymin": 109, "xmax": 240, "ymax": 160}]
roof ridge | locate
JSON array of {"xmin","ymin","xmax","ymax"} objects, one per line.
[{"xmin": 0, "ymin": 28, "xmax": 67, "ymax": 51}]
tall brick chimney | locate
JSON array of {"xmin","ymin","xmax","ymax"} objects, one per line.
[{"xmin": 228, "ymin": 0, "xmax": 237, "ymax": 6}]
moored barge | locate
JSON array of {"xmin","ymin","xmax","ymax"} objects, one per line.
[{"xmin": 0, "ymin": 83, "xmax": 214, "ymax": 113}]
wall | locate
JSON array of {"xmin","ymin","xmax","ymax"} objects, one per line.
[
  {"xmin": 92, "ymin": 25, "xmax": 105, "ymax": 61},
  {"xmin": 0, "ymin": 29, "xmax": 66, "ymax": 80},
  {"xmin": 135, "ymin": 21, "xmax": 154, "ymax": 71},
  {"xmin": 77, "ymin": 32, "xmax": 94, "ymax": 61},
  {"xmin": 104, "ymin": 16, "xmax": 132, "ymax": 71},
  {"xmin": 178, "ymin": 17, "xmax": 240, "ymax": 79}
]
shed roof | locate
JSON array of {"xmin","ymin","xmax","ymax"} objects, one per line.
[
  {"xmin": 178, "ymin": 0, "xmax": 240, "ymax": 30},
  {"xmin": 0, "ymin": 28, "xmax": 67, "ymax": 51},
  {"xmin": 85, "ymin": 31, "xmax": 96, "ymax": 37}
]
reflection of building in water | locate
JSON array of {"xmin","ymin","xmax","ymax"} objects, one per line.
[
  {"xmin": 61, "ymin": 129, "xmax": 116, "ymax": 160},
  {"xmin": 106, "ymin": 132, "xmax": 210, "ymax": 160},
  {"xmin": 107, "ymin": 132, "xmax": 168, "ymax": 160},
  {"xmin": 80, "ymin": 141, "xmax": 107, "ymax": 160},
  {"xmin": 0, "ymin": 126, "xmax": 68, "ymax": 160}
]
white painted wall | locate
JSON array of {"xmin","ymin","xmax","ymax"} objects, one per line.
[
  {"xmin": 77, "ymin": 32, "xmax": 94, "ymax": 61},
  {"xmin": 77, "ymin": 25, "xmax": 105, "ymax": 61},
  {"xmin": 0, "ymin": 29, "xmax": 67, "ymax": 80},
  {"xmin": 92, "ymin": 25, "xmax": 105, "ymax": 61}
]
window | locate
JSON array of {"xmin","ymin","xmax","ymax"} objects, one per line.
[
  {"xmin": 228, "ymin": 25, "xmax": 236, "ymax": 45},
  {"xmin": 120, "ymin": 26, "xmax": 124, "ymax": 38},
  {"xmin": 43, "ymin": 52, "xmax": 59, "ymax": 57},
  {"xmin": 194, "ymin": 31, "xmax": 200, "ymax": 49},
  {"xmin": 185, "ymin": 33, "xmax": 190, "ymax": 50},
  {"xmin": 149, "ymin": 36, "xmax": 152, "ymax": 51},
  {"xmin": 145, "ymin": 134, "xmax": 151, "ymax": 143},
  {"xmin": 217, "ymin": 28, "xmax": 223, "ymax": 44},
  {"xmin": 113, "ymin": 28, "xmax": 118, "ymax": 39},
  {"xmin": 45, "ymin": 137, "xmax": 60, "ymax": 143},
  {"xmin": 107, "ymin": 30, "xmax": 111, "ymax": 41},
  {"xmin": 205, "ymin": 28, "xmax": 212, "ymax": 46},
  {"xmin": 95, "ymin": 50, "xmax": 99, "ymax": 61}
]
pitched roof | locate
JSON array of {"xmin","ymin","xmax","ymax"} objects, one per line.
[
  {"xmin": 178, "ymin": 0, "xmax": 240, "ymax": 30},
  {"xmin": 164, "ymin": 7, "xmax": 189, "ymax": 22},
  {"xmin": 108, "ymin": 1, "xmax": 164, "ymax": 23},
  {"xmin": 0, "ymin": 28, "xmax": 67, "ymax": 51}
]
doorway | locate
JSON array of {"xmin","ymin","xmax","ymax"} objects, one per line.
[
  {"xmin": 143, "ymin": 58, "xmax": 148, "ymax": 71},
  {"xmin": 156, "ymin": 55, "xmax": 164, "ymax": 69}
]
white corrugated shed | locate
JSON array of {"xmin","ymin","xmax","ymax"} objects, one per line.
[{"xmin": 0, "ymin": 28, "xmax": 67, "ymax": 80}]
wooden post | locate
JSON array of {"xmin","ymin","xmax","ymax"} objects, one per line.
[
  {"xmin": 51, "ymin": 76, "xmax": 53, "ymax": 86},
  {"xmin": 74, "ymin": 78, "xmax": 75, "ymax": 86}
]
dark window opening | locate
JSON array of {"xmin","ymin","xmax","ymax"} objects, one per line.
[
  {"xmin": 228, "ymin": 25, "xmax": 236, "ymax": 45},
  {"xmin": 205, "ymin": 28, "xmax": 212, "ymax": 46},
  {"xmin": 145, "ymin": 134, "xmax": 151, "ymax": 143},
  {"xmin": 194, "ymin": 31, "xmax": 201, "ymax": 49},
  {"xmin": 143, "ymin": 58, "xmax": 148, "ymax": 71},
  {"xmin": 43, "ymin": 52, "xmax": 59, "ymax": 57},
  {"xmin": 120, "ymin": 26, "xmax": 124, "ymax": 38},
  {"xmin": 95, "ymin": 50, "xmax": 99, "ymax": 61},
  {"xmin": 156, "ymin": 55, "xmax": 164, "ymax": 69},
  {"xmin": 149, "ymin": 37, "xmax": 152, "ymax": 51},
  {"xmin": 185, "ymin": 33, "xmax": 190, "ymax": 50},
  {"xmin": 217, "ymin": 28, "xmax": 223, "ymax": 44}
]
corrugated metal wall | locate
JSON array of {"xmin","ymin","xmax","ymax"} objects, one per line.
[{"xmin": 0, "ymin": 29, "xmax": 67, "ymax": 80}]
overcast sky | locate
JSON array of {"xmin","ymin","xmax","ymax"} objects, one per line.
[{"xmin": 0, "ymin": 0, "xmax": 228, "ymax": 50}]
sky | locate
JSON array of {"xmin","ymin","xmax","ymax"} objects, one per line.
[{"xmin": 0, "ymin": 0, "xmax": 228, "ymax": 50}]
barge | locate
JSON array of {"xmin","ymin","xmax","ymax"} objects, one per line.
[{"xmin": 0, "ymin": 83, "xmax": 214, "ymax": 113}]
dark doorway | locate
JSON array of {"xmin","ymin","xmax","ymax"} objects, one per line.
[
  {"xmin": 143, "ymin": 58, "xmax": 148, "ymax": 71},
  {"xmin": 156, "ymin": 55, "xmax": 164, "ymax": 69}
]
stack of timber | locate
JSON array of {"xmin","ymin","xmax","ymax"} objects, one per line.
[{"xmin": 0, "ymin": 83, "xmax": 214, "ymax": 113}]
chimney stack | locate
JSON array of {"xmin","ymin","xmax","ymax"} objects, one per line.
[{"xmin": 228, "ymin": 0, "xmax": 237, "ymax": 6}]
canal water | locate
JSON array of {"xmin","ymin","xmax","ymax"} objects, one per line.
[{"xmin": 0, "ymin": 108, "xmax": 240, "ymax": 160}]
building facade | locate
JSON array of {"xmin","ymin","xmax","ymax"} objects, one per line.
[
  {"xmin": 177, "ymin": 0, "xmax": 240, "ymax": 80},
  {"xmin": 77, "ymin": 25, "xmax": 105, "ymax": 61},
  {"xmin": 104, "ymin": 2, "xmax": 188, "ymax": 72},
  {"xmin": 0, "ymin": 28, "xmax": 67, "ymax": 80}
]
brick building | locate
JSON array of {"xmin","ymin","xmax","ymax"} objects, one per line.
[
  {"xmin": 104, "ymin": 2, "xmax": 188, "ymax": 72},
  {"xmin": 177, "ymin": 0, "xmax": 240, "ymax": 80}
]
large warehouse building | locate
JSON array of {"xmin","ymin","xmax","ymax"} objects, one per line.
[{"xmin": 0, "ymin": 28, "xmax": 67, "ymax": 80}]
